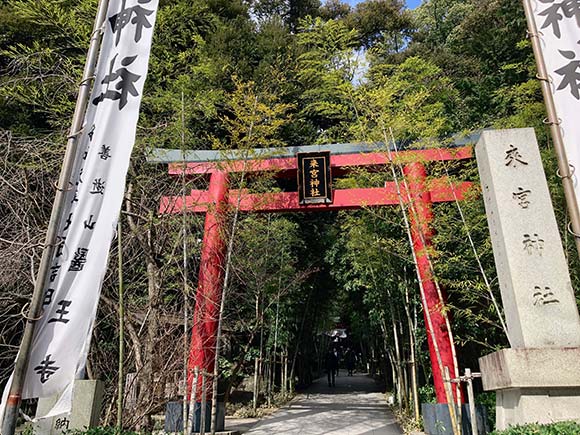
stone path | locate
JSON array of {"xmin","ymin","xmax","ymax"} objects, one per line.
[{"xmin": 241, "ymin": 373, "xmax": 403, "ymax": 435}]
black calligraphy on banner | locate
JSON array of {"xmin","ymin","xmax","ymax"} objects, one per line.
[
  {"xmin": 63, "ymin": 213, "xmax": 73, "ymax": 232},
  {"xmin": 538, "ymin": 0, "xmax": 580, "ymax": 39},
  {"xmin": 554, "ymin": 49, "xmax": 580, "ymax": 99},
  {"xmin": 92, "ymin": 55, "xmax": 142, "ymax": 110},
  {"xmin": 34, "ymin": 355, "xmax": 60, "ymax": 384},
  {"xmin": 43, "ymin": 288, "xmax": 55, "ymax": 307},
  {"xmin": 49, "ymin": 263, "xmax": 60, "ymax": 282},
  {"xmin": 69, "ymin": 248, "xmax": 89, "ymax": 272},
  {"xmin": 84, "ymin": 214, "xmax": 96, "ymax": 230},
  {"xmin": 109, "ymin": 0, "xmax": 155, "ymax": 46},
  {"xmin": 88, "ymin": 124, "xmax": 95, "ymax": 141},
  {"xmin": 90, "ymin": 178, "xmax": 106, "ymax": 195},
  {"xmin": 98, "ymin": 144, "xmax": 112, "ymax": 160},
  {"xmin": 48, "ymin": 300, "xmax": 72, "ymax": 324},
  {"xmin": 55, "ymin": 237, "xmax": 66, "ymax": 258}
]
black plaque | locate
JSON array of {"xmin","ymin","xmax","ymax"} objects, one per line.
[{"xmin": 297, "ymin": 151, "xmax": 332, "ymax": 205}]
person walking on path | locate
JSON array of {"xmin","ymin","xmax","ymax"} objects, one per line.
[
  {"xmin": 346, "ymin": 348, "xmax": 356, "ymax": 376},
  {"xmin": 325, "ymin": 348, "xmax": 339, "ymax": 387}
]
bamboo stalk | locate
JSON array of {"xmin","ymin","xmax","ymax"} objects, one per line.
[
  {"xmin": 466, "ymin": 369, "xmax": 478, "ymax": 435},
  {"xmin": 117, "ymin": 220, "xmax": 124, "ymax": 433}
]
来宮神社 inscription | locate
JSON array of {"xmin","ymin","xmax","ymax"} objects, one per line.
[
  {"xmin": 297, "ymin": 151, "xmax": 332, "ymax": 205},
  {"xmin": 476, "ymin": 128, "xmax": 580, "ymax": 348}
]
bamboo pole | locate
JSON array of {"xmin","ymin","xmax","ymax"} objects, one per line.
[
  {"xmin": 404, "ymin": 281, "xmax": 420, "ymax": 421},
  {"xmin": 117, "ymin": 220, "xmax": 125, "ymax": 433},
  {"xmin": 0, "ymin": 2, "xmax": 110, "ymax": 434},
  {"xmin": 522, "ymin": 0, "xmax": 580, "ymax": 259},
  {"xmin": 180, "ymin": 91, "xmax": 190, "ymax": 435},
  {"xmin": 200, "ymin": 372, "xmax": 207, "ymax": 435},
  {"xmin": 187, "ymin": 367, "xmax": 199, "ymax": 435},
  {"xmin": 465, "ymin": 369, "xmax": 478, "ymax": 435}
]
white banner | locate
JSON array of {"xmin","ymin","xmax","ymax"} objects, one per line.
[
  {"xmin": 531, "ymin": 0, "xmax": 580, "ymax": 204},
  {"xmin": 1, "ymin": 0, "xmax": 158, "ymax": 420}
]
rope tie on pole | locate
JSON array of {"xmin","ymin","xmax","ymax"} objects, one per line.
[
  {"xmin": 43, "ymin": 235, "xmax": 65, "ymax": 249},
  {"xmin": 94, "ymin": 23, "xmax": 106, "ymax": 37},
  {"xmin": 53, "ymin": 180, "xmax": 74, "ymax": 192},
  {"xmin": 20, "ymin": 303, "xmax": 43, "ymax": 322},
  {"xmin": 535, "ymin": 74, "xmax": 552, "ymax": 83},
  {"xmin": 556, "ymin": 163, "xmax": 576, "ymax": 180},
  {"xmin": 67, "ymin": 126, "xmax": 85, "ymax": 141},
  {"xmin": 567, "ymin": 222, "xmax": 580, "ymax": 239},
  {"xmin": 79, "ymin": 76, "xmax": 96, "ymax": 87},
  {"xmin": 526, "ymin": 29, "xmax": 544, "ymax": 39},
  {"xmin": 543, "ymin": 117, "xmax": 562, "ymax": 126}
]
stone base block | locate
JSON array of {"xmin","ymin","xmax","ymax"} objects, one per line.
[
  {"xmin": 164, "ymin": 401, "xmax": 225, "ymax": 433},
  {"xmin": 422, "ymin": 403, "xmax": 489, "ymax": 435},
  {"xmin": 34, "ymin": 379, "xmax": 104, "ymax": 435},
  {"xmin": 496, "ymin": 388, "xmax": 580, "ymax": 431},
  {"xmin": 479, "ymin": 347, "xmax": 580, "ymax": 430}
]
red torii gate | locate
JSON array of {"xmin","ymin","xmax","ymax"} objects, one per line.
[{"xmin": 153, "ymin": 142, "xmax": 474, "ymax": 405}]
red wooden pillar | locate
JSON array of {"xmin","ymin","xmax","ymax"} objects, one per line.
[
  {"xmin": 404, "ymin": 162, "xmax": 457, "ymax": 404},
  {"xmin": 187, "ymin": 171, "xmax": 229, "ymax": 400}
]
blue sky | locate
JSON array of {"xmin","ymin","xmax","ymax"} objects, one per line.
[{"xmin": 406, "ymin": 0, "xmax": 422, "ymax": 8}]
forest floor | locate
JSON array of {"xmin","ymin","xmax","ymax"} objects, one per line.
[{"xmin": 226, "ymin": 373, "xmax": 403, "ymax": 434}]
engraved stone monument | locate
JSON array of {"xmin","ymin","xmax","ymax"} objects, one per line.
[
  {"xmin": 476, "ymin": 128, "xmax": 580, "ymax": 430},
  {"xmin": 33, "ymin": 380, "xmax": 103, "ymax": 435}
]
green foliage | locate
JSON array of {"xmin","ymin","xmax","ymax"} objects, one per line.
[
  {"xmin": 358, "ymin": 55, "xmax": 460, "ymax": 141},
  {"xmin": 477, "ymin": 391, "xmax": 496, "ymax": 431},
  {"xmin": 491, "ymin": 421, "xmax": 580, "ymax": 435},
  {"xmin": 419, "ymin": 384, "xmax": 436, "ymax": 404},
  {"xmin": 345, "ymin": 0, "xmax": 411, "ymax": 51},
  {"xmin": 296, "ymin": 16, "xmax": 358, "ymax": 140}
]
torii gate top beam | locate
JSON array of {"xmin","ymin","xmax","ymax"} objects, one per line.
[{"xmin": 147, "ymin": 134, "xmax": 480, "ymax": 175}]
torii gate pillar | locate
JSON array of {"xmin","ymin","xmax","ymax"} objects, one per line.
[
  {"xmin": 187, "ymin": 171, "xmax": 229, "ymax": 399},
  {"xmin": 404, "ymin": 162, "xmax": 457, "ymax": 403}
]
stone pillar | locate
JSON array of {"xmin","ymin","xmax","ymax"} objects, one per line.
[{"xmin": 476, "ymin": 128, "xmax": 580, "ymax": 430}]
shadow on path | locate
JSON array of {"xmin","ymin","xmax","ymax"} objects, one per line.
[{"xmin": 241, "ymin": 373, "xmax": 403, "ymax": 435}]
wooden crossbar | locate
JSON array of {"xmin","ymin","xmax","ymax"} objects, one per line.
[{"xmin": 160, "ymin": 180, "xmax": 474, "ymax": 214}]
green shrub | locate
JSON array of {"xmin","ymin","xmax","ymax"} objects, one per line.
[
  {"xmin": 419, "ymin": 384, "xmax": 436, "ymax": 404},
  {"xmin": 491, "ymin": 421, "xmax": 580, "ymax": 434},
  {"xmin": 477, "ymin": 391, "xmax": 496, "ymax": 431}
]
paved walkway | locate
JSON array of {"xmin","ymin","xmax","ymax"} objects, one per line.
[{"xmin": 243, "ymin": 373, "xmax": 403, "ymax": 435}]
